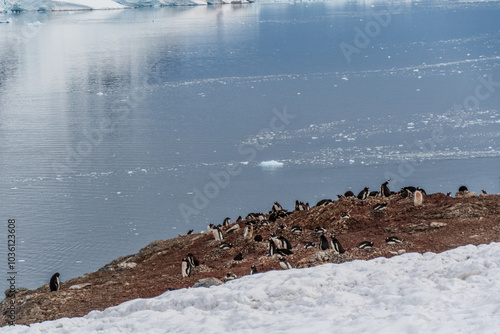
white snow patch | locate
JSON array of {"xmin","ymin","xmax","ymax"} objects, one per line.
[
  {"xmin": 4, "ymin": 243, "xmax": 500, "ymax": 333},
  {"xmin": 258, "ymin": 160, "xmax": 284, "ymax": 167}
]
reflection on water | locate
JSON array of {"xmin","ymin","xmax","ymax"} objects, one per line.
[{"xmin": 0, "ymin": 1, "xmax": 499, "ymax": 291}]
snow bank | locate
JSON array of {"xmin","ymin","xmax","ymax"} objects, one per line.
[
  {"xmin": 258, "ymin": 160, "xmax": 284, "ymax": 168},
  {"xmin": 1, "ymin": 0, "xmax": 126, "ymax": 12},
  {"xmin": 4, "ymin": 243, "xmax": 500, "ymax": 333}
]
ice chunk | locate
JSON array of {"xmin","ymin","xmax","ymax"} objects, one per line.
[{"xmin": 258, "ymin": 160, "xmax": 284, "ymax": 168}]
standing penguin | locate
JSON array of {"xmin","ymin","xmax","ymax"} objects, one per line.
[
  {"xmin": 49, "ymin": 272, "xmax": 60, "ymax": 292},
  {"xmin": 187, "ymin": 253, "xmax": 200, "ymax": 267},
  {"xmin": 268, "ymin": 238, "xmax": 277, "ymax": 256},
  {"xmin": 357, "ymin": 187, "xmax": 369, "ymax": 200},
  {"xmin": 330, "ymin": 236, "xmax": 345, "ymax": 254},
  {"xmin": 380, "ymin": 179, "xmax": 391, "ymax": 197},
  {"xmin": 223, "ymin": 217, "xmax": 231, "ymax": 226},
  {"xmin": 250, "ymin": 265, "xmax": 259, "ymax": 275},
  {"xmin": 319, "ymin": 234, "xmax": 330, "ymax": 250},
  {"xmin": 181, "ymin": 258, "xmax": 192, "ymax": 278},
  {"xmin": 213, "ymin": 226, "xmax": 224, "ymax": 241}
]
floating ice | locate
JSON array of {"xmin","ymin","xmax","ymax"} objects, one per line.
[{"xmin": 258, "ymin": 160, "xmax": 284, "ymax": 168}]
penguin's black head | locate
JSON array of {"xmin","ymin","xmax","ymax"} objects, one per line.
[{"xmin": 54, "ymin": 272, "xmax": 60, "ymax": 277}]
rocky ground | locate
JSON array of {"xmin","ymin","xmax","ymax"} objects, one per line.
[{"xmin": 2, "ymin": 191, "xmax": 499, "ymax": 327}]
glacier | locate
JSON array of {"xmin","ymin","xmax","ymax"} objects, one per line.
[{"xmin": 0, "ymin": 0, "xmax": 256, "ymax": 12}]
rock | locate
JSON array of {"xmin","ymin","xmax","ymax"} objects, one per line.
[
  {"xmin": 4, "ymin": 287, "xmax": 28, "ymax": 298},
  {"xmin": 193, "ymin": 278, "xmax": 223, "ymax": 288},
  {"xmin": 117, "ymin": 262, "xmax": 137, "ymax": 269},
  {"xmin": 68, "ymin": 283, "xmax": 92, "ymax": 290},
  {"xmin": 430, "ymin": 222, "xmax": 447, "ymax": 229}
]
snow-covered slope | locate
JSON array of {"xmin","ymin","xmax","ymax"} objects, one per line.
[
  {"xmin": 1, "ymin": 0, "xmax": 126, "ymax": 11},
  {"xmin": 4, "ymin": 243, "xmax": 500, "ymax": 333}
]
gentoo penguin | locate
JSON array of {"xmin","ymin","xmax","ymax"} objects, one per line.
[
  {"xmin": 446, "ymin": 192, "xmax": 452, "ymax": 197},
  {"xmin": 233, "ymin": 253, "xmax": 244, "ymax": 261},
  {"xmin": 414, "ymin": 190, "xmax": 423, "ymax": 206},
  {"xmin": 371, "ymin": 202, "xmax": 387, "ymax": 212},
  {"xmin": 243, "ymin": 225, "xmax": 254, "ymax": 239},
  {"xmin": 314, "ymin": 227, "xmax": 327, "ymax": 234},
  {"xmin": 316, "ymin": 199, "xmax": 333, "ymax": 207},
  {"xmin": 187, "ymin": 229, "xmax": 194, "ymax": 235},
  {"xmin": 330, "ymin": 236, "xmax": 345, "ymax": 254},
  {"xmin": 290, "ymin": 226, "xmax": 303, "ymax": 234},
  {"xmin": 268, "ymin": 238, "xmax": 277, "ymax": 256},
  {"xmin": 236, "ymin": 216, "xmax": 242, "ymax": 222},
  {"xmin": 385, "ymin": 236, "xmax": 402, "ymax": 244},
  {"xmin": 358, "ymin": 241, "xmax": 374, "ymax": 249},
  {"xmin": 272, "ymin": 201, "xmax": 284, "ymax": 213},
  {"xmin": 260, "ymin": 220, "xmax": 270, "ymax": 226},
  {"xmin": 181, "ymin": 258, "xmax": 191, "ymax": 278},
  {"xmin": 357, "ymin": 187, "xmax": 369, "ymax": 200},
  {"xmin": 344, "ymin": 191, "xmax": 355, "ymax": 198},
  {"xmin": 304, "ymin": 242, "xmax": 315, "ymax": 249},
  {"xmin": 279, "ymin": 257, "xmax": 293, "ymax": 270},
  {"xmin": 219, "ymin": 242, "xmax": 233, "ymax": 250},
  {"xmin": 223, "ymin": 272, "xmax": 237, "ymax": 281},
  {"xmin": 251, "ymin": 265, "xmax": 259, "ymax": 275},
  {"xmin": 319, "ymin": 234, "xmax": 330, "ymax": 250},
  {"xmin": 482, "ymin": 190, "xmax": 488, "ymax": 194},
  {"xmin": 213, "ymin": 226, "xmax": 224, "ymax": 241},
  {"xmin": 380, "ymin": 179, "xmax": 391, "ymax": 197},
  {"xmin": 278, "ymin": 236, "xmax": 292, "ymax": 250},
  {"xmin": 458, "ymin": 186, "xmax": 468, "ymax": 192},
  {"xmin": 223, "ymin": 217, "xmax": 231, "ymax": 226},
  {"xmin": 187, "ymin": 253, "xmax": 200, "ymax": 267},
  {"xmin": 49, "ymin": 273, "xmax": 60, "ymax": 292},
  {"xmin": 369, "ymin": 191, "xmax": 380, "ymax": 197}
]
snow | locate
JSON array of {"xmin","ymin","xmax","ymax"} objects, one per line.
[
  {"xmin": 4, "ymin": 243, "xmax": 500, "ymax": 333},
  {"xmin": 258, "ymin": 160, "xmax": 284, "ymax": 168}
]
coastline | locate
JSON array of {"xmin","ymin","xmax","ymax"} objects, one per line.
[{"xmin": 1, "ymin": 191, "xmax": 499, "ymax": 327}]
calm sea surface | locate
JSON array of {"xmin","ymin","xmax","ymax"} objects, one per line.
[{"xmin": 1, "ymin": 0, "xmax": 499, "ymax": 291}]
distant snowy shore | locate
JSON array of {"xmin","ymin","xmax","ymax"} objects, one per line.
[
  {"xmin": 3, "ymin": 243, "xmax": 500, "ymax": 333},
  {"xmin": 0, "ymin": 0, "xmax": 256, "ymax": 13}
]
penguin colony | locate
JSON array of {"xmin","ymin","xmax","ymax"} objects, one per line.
[{"xmin": 178, "ymin": 184, "xmax": 484, "ymax": 283}]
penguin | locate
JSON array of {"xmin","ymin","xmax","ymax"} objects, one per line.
[
  {"xmin": 236, "ymin": 216, "xmax": 242, "ymax": 222},
  {"xmin": 305, "ymin": 203, "xmax": 310, "ymax": 210},
  {"xmin": 223, "ymin": 217, "xmax": 231, "ymax": 226},
  {"xmin": 272, "ymin": 201, "xmax": 284, "ymax": 213},
  {"xmin": 358, "ymin": 241, "xmax": 374, "ymax": 249},
  {"xmin": 219, "ymin": 242, "xmax": 233, "ymax": 250},
  {"xmin": 385, "ymin": 236, "xmax": 402, "ymax": 244},
  {"xmin": 278, "ymin": 236, "xmax": 292, "ymax": 250},
  {"xmin": 181, "ymin": 258, "xmax": 191, "ymax": 278},
  {"xmin": 49, "ymin": 273, "xmax": 60, "ymax": 292},
  {"xmin": 369, "ymin": 191, "xmax": 380, "ymax": 197},
  {"xmin": 187, "ymin": 253, "xmax": 200, "ymax": 267},
  {"xmin": 268, "ymin": 238, "xmax": 277, "ymax": 256},
  {"xmin": 330, "ymin": 236, "xmax": 345, "ymax": 254},
  {"xmin": 414, "ymin": 190, "xmax": 423, "ymax": 206},
  {"xmin": 243, "ymin": 226, "xmax": 254, "ymax": 239},
  {"xmin": 371, "ymin": 202, "xmax": 387, "ymax": 212},
  {"xmin": 187, "ymin": 229, "xmax": 194, "ymax": 235},
  {"xmin": 207, "ymin": 223, "xmax": 215, "ymax": 232},
  {"xmin": 254, "ymin": 235, "xmax": 263, "ymax": 242},
  {"xmin": 233, "ymin": 253, "xmax": 244, "ymax": 261},
  {"xmin": 380, "ymin": 179, "xmax": 391, "ymax": 197},
  {"xmin": 290, "ymin": 226, "xmax": 303, "ymax": 234},
  {"xmin": 277, "ymin": 248, "xmax": 294, "ymax": 256},
  {"xmin": 279, "ymin": 257, "xmax": 293, "ymax": 270},
  {"xmin": 344, "ymin": 191, "xmax": 355, "ymax": 198},
  {"xmin": 316, "ymin": 199, "xmax": 333, "ymax": 207},
  {"xmin": 278, "ymin": 223, "xmax": 286, "ymax": 230},
  {"xmin": 319, "ymin": 234, "xmax": 329, "ymax": 250},
  {"xmin": 446, "ymin": 192, "xmax": 452, "ymax": 197},
  {"xmin": 481, "ymin": 190, "xmax": 488, "ymax": 194},
  {"xmin": 458, "ymin": 186, "xmax": 468, "ymax": 192},
  {"xmin": 260, "ymin": 220, "xmax": 270, "ymax": 226},
  {"xmin": 340, "ymin": 211, "xmax": 351, "ymax": 219},
  {"xmin": 226, "ymin": 224, "xmax": 240, "ymax": 234},
  {"xmin": 251, "ymin": 265, "xmax": 259, "ymax": 275},
  {"xmin": 357, "ymin": 187, "xmax": 369, "ymax": 200},
  {"xmin": 223, "ymin": 272, "xmax": 237, "ymax": 281},
  {"xmin": 213, "ymin": 226, "xmax": 224, "ymax": 241},
  {"xmin": 314, "ymin": 227, "xmax": 327, "ymax": 234},
  {"xmin": 304, "ymin": 242, "xmax": 315, "ymax": 249}
]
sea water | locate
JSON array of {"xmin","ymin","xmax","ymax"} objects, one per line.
[{"xmin": 0, "ymin": 0, "xmax": 499, "ymax": 291}]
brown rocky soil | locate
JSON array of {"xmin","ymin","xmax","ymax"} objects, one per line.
[{"xmin": 2, "ymin": 192, "xmax": 499, "ymax": 327}]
